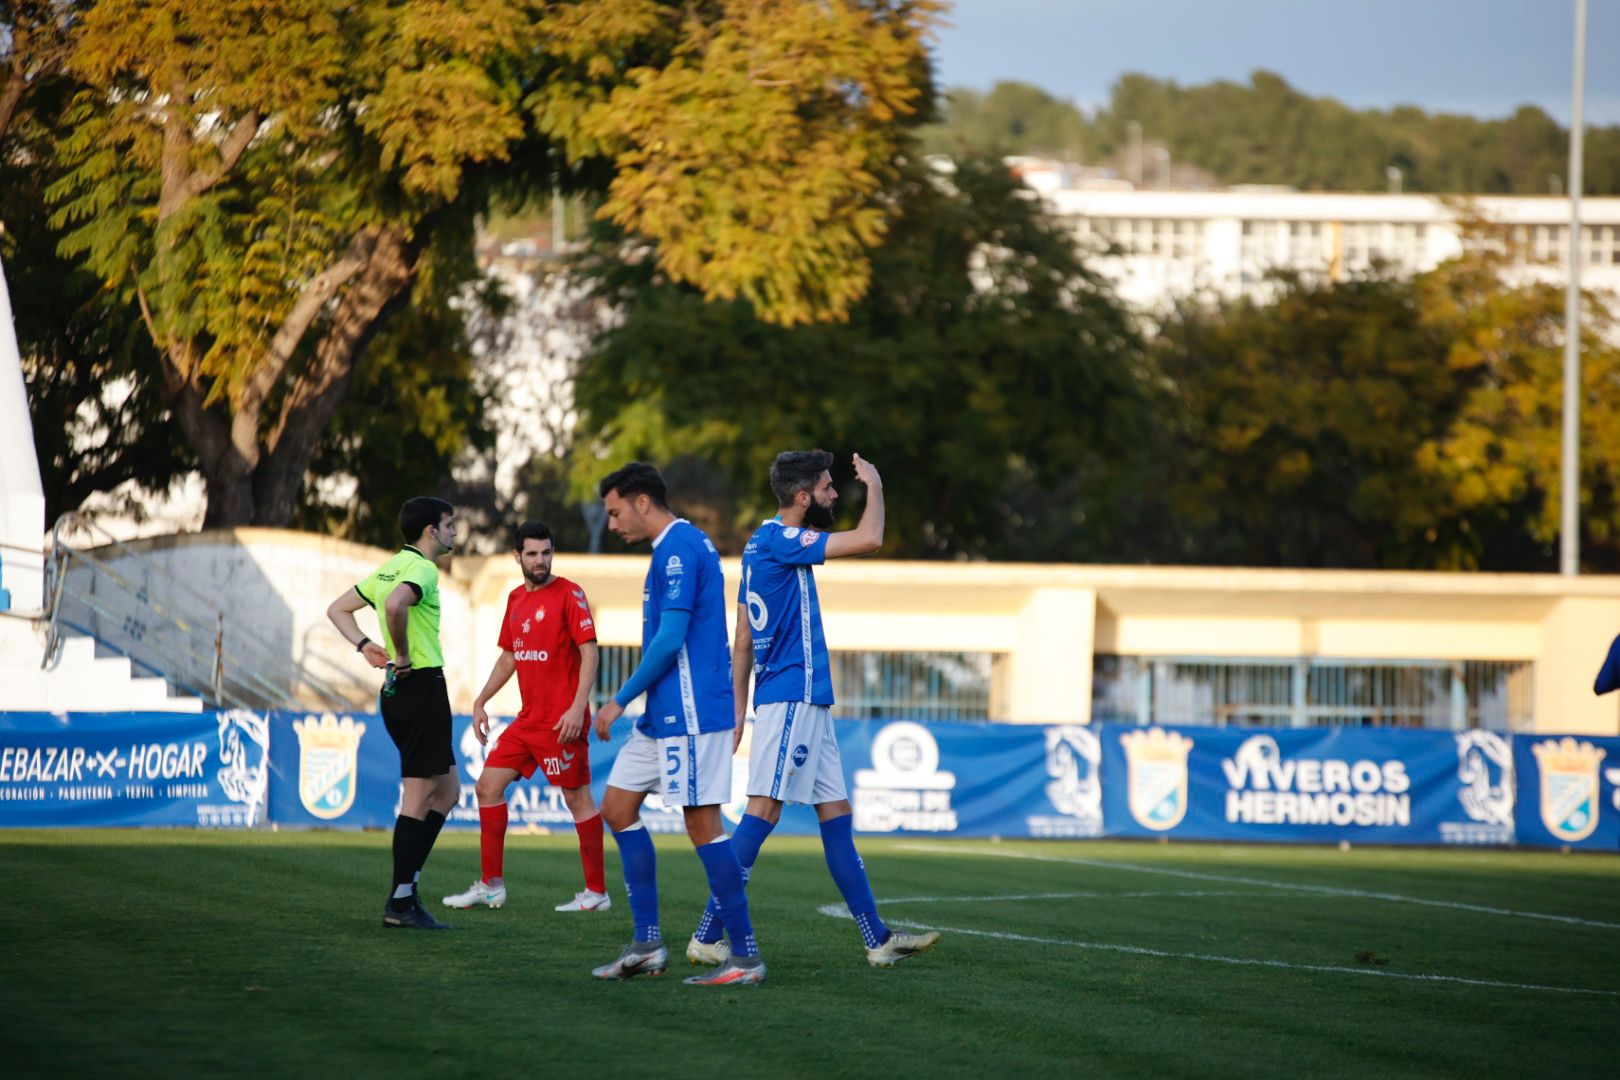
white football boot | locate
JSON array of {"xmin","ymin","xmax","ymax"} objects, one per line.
[
  {"xmin": 441, "ymin": 879, "xmax": 507, "ymax": 909},
  {"xmin": 554, "ymin": 889, "xmax": 612, "ymax": 912},
  {"xmin": 685, "ymin": 935, "xmax": 732, "ymax": 966},
  {"xmin": 866, "ymin": 929, "xmax": 940, "ymax": 967}
]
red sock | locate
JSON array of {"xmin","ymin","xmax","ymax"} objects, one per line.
[
  {"xmin": 575, "ymin": 812, "xmax": 606, "ymax": 894},
  {"xmin": 479, "ymin": 802, "xmax": 507, "ymax": 883}
]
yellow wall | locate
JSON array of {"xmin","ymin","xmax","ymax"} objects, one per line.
[{"xmin": 93, "ymin": 532, "xmax": 1620, "ymax": 734}]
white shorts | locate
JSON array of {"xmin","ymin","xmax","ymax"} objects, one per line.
[
  {"xmin": 606, "ymin": 727, "xmax": 734, "ymax": 808},
  {"xmin": 748, "ymin": 702, "xmax": 847, "ymax": 806}
]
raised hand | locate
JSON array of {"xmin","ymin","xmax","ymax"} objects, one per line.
[{"xmin": 852, "ymin": 452, "xmax": 881, "ymax": 490}]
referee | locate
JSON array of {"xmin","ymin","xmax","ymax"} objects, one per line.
[{"xmin": 327, "ymin": 496, "xmax": 462, "ymax": 930}]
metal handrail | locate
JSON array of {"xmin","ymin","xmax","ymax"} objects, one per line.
[
  {"xmin": 51, "ymin": 516, "xmax": 372, "ymax": 699},
  {"xmin": 50, "ymin": 557, "xmax": 302, "ymax": 708},
  {"xmin": 42, "ymin": 514, "xmax": 366, "ymax": 710}
]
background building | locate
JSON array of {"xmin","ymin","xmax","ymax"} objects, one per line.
[{"xmin": 1033, "ymin": 183, "xmax": 1620, "ymax": 310}]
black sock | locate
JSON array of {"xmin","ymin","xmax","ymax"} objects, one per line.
[
  {"xmin": 391, "ymin": 815, "xmax": 427, "ymax": 910},
  {"xmin": 412, "ymin": 809, "xmax": 448, "ymax": 885}
]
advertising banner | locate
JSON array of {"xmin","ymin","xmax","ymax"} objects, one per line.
[
  {"xmin": 1096, "ymin": 724, "xmax": 1518, "ymax": 846},
  {"xmin": 0, "ymin": 709, "xmax": 269, "ymax": 827},
  {"xmin": 3, "ymin": 709, "xmax": 1614, "ymax": 851},
  {"xmin": 1512, "ymin": 734, "xmax": 1620, "ymax": 851}
]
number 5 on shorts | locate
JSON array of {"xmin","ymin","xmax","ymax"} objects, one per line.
[{"xmin": 665, "ymin": 744, "xmax": 681, "ymax": 776}]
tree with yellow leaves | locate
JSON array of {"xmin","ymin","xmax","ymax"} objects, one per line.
[{"xmin": 40, "ymin": 0, "xmax": 937, "ymax": 525}]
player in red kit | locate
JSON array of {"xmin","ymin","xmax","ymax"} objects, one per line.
[{"xmin": 443, "ymin": 520, "xmax": 610, "ymax": 913}]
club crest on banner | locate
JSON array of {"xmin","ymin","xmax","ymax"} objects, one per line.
[
  {"xmin": 853, "ymin": 721, "xmax": 957, "ymax": 832},
  {"xmin": 1531, "ymin": 737, "xmax": 1606, "ymax": 842},
  {"xmin": 460, "ymin": 719, "xmax": 509, "ymax": 782},
  {"xmin": 1026, "ymin": 725, "xmax": 1103, "ymax": 838},
  {"xmin": 1455, "ymin": 731, "xmax": 1515, "ymax": 826},
  {"xmin": 1121, "ymin": 727, "xmax": 1194, "ymax": 831},
  {"xmin": 215, "ymin": 709, "xmax": 269, "ymax": 826},
  {"xmin": 294, "ymin": 714, "xmax": 367, "ymax": 820}
]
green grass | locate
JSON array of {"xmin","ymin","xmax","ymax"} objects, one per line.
[{"xmin": 3, "ymin": 831, "xmax": 1616, "ymax": 1078}]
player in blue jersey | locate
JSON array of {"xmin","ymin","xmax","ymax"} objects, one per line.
[
  {"xmin": 588, "ymin": 462, "xmax": 764, "ymax": 986},
  {"xmin": 686, "ymin": 450, "xmax": 939, "ymax": 968}
]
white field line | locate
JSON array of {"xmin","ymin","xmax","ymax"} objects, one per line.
[
  {"xmin": 895, "ymin": 843, "xmax": 1620, "ymax": 932},
  {"xmin": 816, "ymin": 905, "xmax": 1619, "ymax": 998},
  {"xmin": 879, "ymin": 890, "xmax": 1288, "ymax": 905}
]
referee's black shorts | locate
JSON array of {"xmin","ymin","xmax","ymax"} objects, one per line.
[{"xmin": 380, "ymin": 667, "xmax": 455, "ymax": 779}]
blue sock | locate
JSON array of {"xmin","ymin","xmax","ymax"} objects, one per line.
[
  {"xmin": 695, "ymin": 813, "xmax": 775, "ymax": 944},
  {"xmin": 610, "ymin": 823, "xmax": 660, "ymax": 943},
  {"xmin": 696, "ymin": 837, "xmax": 758, "ymax": 958},
  {"xmin": 820, "ymin": 813, "xmax": 889, "ymax": 949}
]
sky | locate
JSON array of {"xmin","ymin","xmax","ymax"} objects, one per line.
[{"xmin": 932, "ymin": 0, "xmax": 1620, "ymax": 125}]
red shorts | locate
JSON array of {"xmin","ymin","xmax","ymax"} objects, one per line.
[{"xmin": 484, "ymin": 722, "xmax": 591, "ymax": 787}]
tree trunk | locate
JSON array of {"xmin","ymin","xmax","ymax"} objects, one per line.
[
  {"xmin": 251, "ymin": 228, "xmax": 417, "ymax": 526},
  {"xmin": 164, "ymin": 384, "xmax": 255, "ymax": 528}
]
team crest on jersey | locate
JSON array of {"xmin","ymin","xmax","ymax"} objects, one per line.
[
  {"xmin": 1121, "ymin": 727, "xmax": 1194, "ymax": 831},
  {"xmin": 800, "ymin": 529, "xmax": 820, "ymax": 547},
  {"xmin": 1532, "ymin": 737, "xmax": 1606, "ymax": 842},
  {"xmin": 294, "ymin": 714, "xmax": 367, "ymax": 820}
]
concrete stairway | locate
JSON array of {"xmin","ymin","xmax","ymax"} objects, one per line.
[{"xmin": 0, "ymin": 616, "xmax": 205, "ymax": 713}]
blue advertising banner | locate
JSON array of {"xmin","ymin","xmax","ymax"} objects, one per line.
[
  {"xmin": 265, "ymin": 714, "xmax": 1071, "ymax": 837},
  {"xmin": 0, "ymin": 709, "xmax": 269, "ymax": 827},
  {"xmin": 3, "ymin": 709, "xmax": 1614, "ymax": 851},
  {"xmin": 1511, "ymin": 734, "xmax": 1620, "ymax": 851},
  {"xmin": 1097, "ymin": 724, "xmax": 1518, "ymax": 846}
]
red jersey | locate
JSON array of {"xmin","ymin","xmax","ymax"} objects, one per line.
[{"xmin": 497, "ymin": 576, "xmax": 597, "ymax": 729}]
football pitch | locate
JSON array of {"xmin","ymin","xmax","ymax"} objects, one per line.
[{"xmin": 3, "ymin": 831, "xmax": 1615, "ymax": 1078}]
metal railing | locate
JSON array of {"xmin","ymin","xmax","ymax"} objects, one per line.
[
  {"xmin": 42, "ymin": 514, "xmax": 364, "ymax": 711},
  {"xmin": 589, "ymin": 645, "xmax": 995, "ymax": 721},
  {"xmin": 1092, "ymin": 655, "xmax": 1534, "ymax": 731},
  {"xmin": 831, "ymin": 651, "xmax": 993, "ymax": 721}
]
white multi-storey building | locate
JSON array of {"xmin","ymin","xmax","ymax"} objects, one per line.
[{"xmin": 1037, "ymin": 185, "xmax": 1620, "ymax": 310}]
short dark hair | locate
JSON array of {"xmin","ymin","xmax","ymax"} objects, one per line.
[
  {"xmin": 512, "ymin": 520, "xmax": 553, "ymax": 551},
  {"xmin": 770, "ymin": 450, "xmax": 834, "ymax": 507},
  {"xmin": 598, "ymin": 461, "xmax": 668, "ymax": 507},
  {"xmin": 399, "ymin": 496, "xmax": 454, "ymax": 542}
]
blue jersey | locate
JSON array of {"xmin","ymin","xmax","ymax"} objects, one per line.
[
  {"xmin": 741, "ymin": 519, "xmax": 834, "ymax": 707},
  {"xmin": 636, "ymin": 519, "xmax": 736, "ymax": 738}
]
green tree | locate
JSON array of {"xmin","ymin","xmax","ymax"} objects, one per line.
[
  {"xmin": 38, "ymin": 0, "xmax": 938, "ymax": 528},
  {"xmin": 1092, "ymin": 71, "xmax": 1620, "ymax": 195},
  {"xmin": 923, "ymin": 70, "xmax": 1620, "ymax": 195},
  {"xmin": 1149, "ymin": 269, "xmax": 1460, "ymax": 568},
  {"xmin": 1147, "ymin": 249, "xmax": 1620, "ymax": 571},
  {"xmin": 4, "ymin": 1, "xmax": 193, "ymax": 525},
  {"xmin": 570, "ymin": 156, "xmax": 1152, "ymax": 559},
  {"xmin": 919, "ymin": 81, "xmax": 1089, "ymax": 160},
  {"xmin": 1413, "ymin": 244, "xmax": 1620, "ymax": 571}
]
